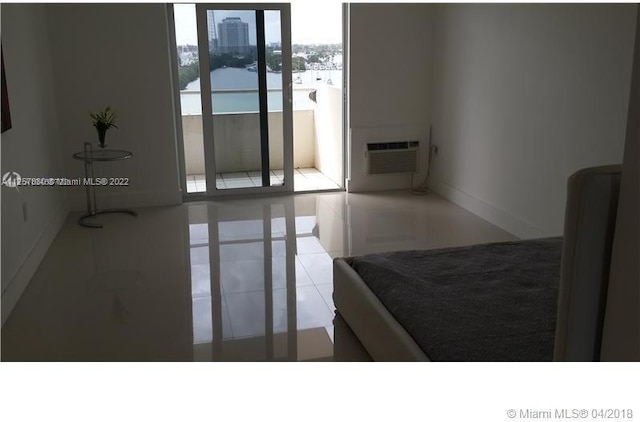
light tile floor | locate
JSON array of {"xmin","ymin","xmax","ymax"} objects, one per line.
[
  {"xmin": 1, "ymin": 191, "xmax": 516, "ymax": 361},
  {"xmin": 185, "ymin": 167, "xmax": 341, "ymax": 193}
]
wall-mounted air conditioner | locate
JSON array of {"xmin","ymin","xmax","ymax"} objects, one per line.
[{"xmin": 365, "ymin": 141, "xmax": 420, "ymax": 174}]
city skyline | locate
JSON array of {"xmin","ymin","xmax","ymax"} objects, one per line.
[{"xmin": 173, "ymin": 3, "xmax": 342, "ymax": 47}]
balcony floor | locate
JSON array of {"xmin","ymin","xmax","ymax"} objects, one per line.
[{"xmin": 186, "ymin": 167, "xmax": 341, "ymax": 193}]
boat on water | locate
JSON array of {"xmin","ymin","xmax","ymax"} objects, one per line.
[{"xmin": 246, "ymin": 63, "xmax": 274, "ymax": 72}]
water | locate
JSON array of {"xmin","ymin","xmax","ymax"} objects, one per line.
[{"xmin": 180, "ymin": 67, "xmax": 343, "ymax": 115}]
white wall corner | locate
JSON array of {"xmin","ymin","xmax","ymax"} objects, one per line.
[
  {"xmin": 1, "ymin": 198, "xmax": 70, "ymax": 326},
  {"xmin": 428, "ymin": 177, "xmax": 553, "ymax": 239}
]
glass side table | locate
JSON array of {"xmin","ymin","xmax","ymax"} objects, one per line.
[{"xmin": 72, "ymin": 142, "xmax": 138, "ymax": 228}]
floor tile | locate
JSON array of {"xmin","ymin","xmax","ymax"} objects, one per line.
[
  {"xmin": 298, "ymin": 167, "xmax": 320, "ymax": 175},
  {"xmin": 188, "ymin": 167, "xmax": 339, "ymax": 193},
  {"xmin": 250, "ymin": 177, "xmax": 264, "ymax": 187},
  {"xmin": 297, "ymin": 327, "xmax": 334, "ymax": 360},
  {"xmin": 196, "ymin": 180, "xmax": 207, "ymax": 192},
  {"xmin": 293, "ymin": 285, "xmax": 334, "ymax": 330},
  {"xmin": 222, "ymin": 172, "xmax": 250, "ymax": 180},
  {"xmin": 189, "ymin": 223, "xmax": 209, "ymax": 244},
  {"xmin": 315, "ymin": 283, "xmax": 335, "ymax": 312},
  {"xmin": 298, "ymin": 253, "xmax": 334, "ymax": 286},
  {"xmin": 192, "ymin": 296, "xmax": 233, "ymax": 342},
  {"xmin": 190, "ymin": 246, "xmax": 210, "ymax": 265},
  {"xmin": 218, "ymin": 241, "xmax": 265, "ymax": 261},
  {"xmin": 217, "ymin": 220, "xmax": 265, "ymax": 241},
  {"xmin": 272, "ymin": 256, "xmax": 314, "ymax": 288},
  {"xmin": 271, "ymin": 239, "xmax": 288, "ymax": 257},
  {"xmin": 293, "ymin": 216, "xmax": 318, "ymax": 235},
  {"xmin": 220, "ymin": 259, "xmax": 266, "ymax": 294},
  {"xmin": 224, "ymin": 179, "xmax": 254, "ymax": 189},
  {"xmin": 190, "ymin": 264, "xmax": 212, "ymax": 298},
  {"xmin": 186, "ymin": 181, "xmax": 198, "ymax": 193},
  {"xmin": 296, "ymin": 236, "xmax": 328, "ymax": 255},
  {"xmin": 192, "ymin": 297, "xmax": 214, "ymax": 344},
  {"xmin": 225, "ymin": 290, "xmax": 287, "ymax": 338},
  {"xmin": 187, "ymin": 203, "xmax": 208, "ymax": 223},
  {"xmin": 1, "ymin": 189, "xmax": 516, "ymax": 362}
]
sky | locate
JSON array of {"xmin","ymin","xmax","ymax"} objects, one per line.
[{"xmin": 173, "ymin": 3, "xmax": 342, "ymax": 46}]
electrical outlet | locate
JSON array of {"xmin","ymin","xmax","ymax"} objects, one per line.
[{"xmin": 22, "ymin": 202, "xmax": 28, "ymax": 222}]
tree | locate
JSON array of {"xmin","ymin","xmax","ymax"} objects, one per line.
[
  {"xmin": 292, "ymin": 56, "xmax": 306, "ymax": 71},
  {"xmin": 209, "ymin": 53, "xmax": 253, "ymax": 71},
  {"xmin": 178, "ymin": 62, "xmax": 199, "ymax": 90},
  {"xmin": 266, "ymin": 52, "xmax": 282, "ymax": 72}
]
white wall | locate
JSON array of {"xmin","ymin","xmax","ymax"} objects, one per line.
[
  {"xmin": 314, "ymin": 85, "xmax": 343, "ymax": 185},
  {"xmin": 601, "ymin": 9, "xmax": 640, "ymax": 361},
  {"xmin": 348, "ymin": 4, "xmax": 432, "ymax": 192},
  {"xmin": 1, "ymin": 4, "xmax": 69, "ymax": 324},
  {"xmin": 429, "ymin": 4, "xmax": 637, "ymax": 238},
  {"xmin": 46, "ymin": 4, "xmax": 181, "ymax": 211},
  {"xmin": 293, "ymin": 110, "xmax": 316, "ymax": 170}
]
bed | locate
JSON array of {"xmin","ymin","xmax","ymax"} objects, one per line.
[{"xmin": 333, "ymin": 166, "xmax": 622, "ymax": 362}]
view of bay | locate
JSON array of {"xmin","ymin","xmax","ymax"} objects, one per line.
[{"xmin": 180, "ymin": 67, "xmax": 343, "ymax": 115}]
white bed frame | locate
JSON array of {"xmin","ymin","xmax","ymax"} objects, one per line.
[{"xmin": 333, "ymin": 165, "xmax": 622, "ymax": 362}]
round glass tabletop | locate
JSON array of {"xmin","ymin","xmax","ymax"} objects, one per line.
[{"xmin": 72, "ymin": 149, "xmax": 133, "ymax": 161}]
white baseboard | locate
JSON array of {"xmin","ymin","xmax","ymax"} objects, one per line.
[
  {"xmin": 1, "ymin": 198, "xmax": 70, "ymax": 326},
  {"xmin": 428, "ymin": 178, "xmax": 551, "ymax": 239},
  {"xmin": 69, "ymin": 189, "xmax": 182, "ymax": 212},
  {"xmin": 346, "ymin": 173, "xmax": 412, "ymax": 192}
]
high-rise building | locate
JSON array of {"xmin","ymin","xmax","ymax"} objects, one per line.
[
  {"xmin": 217, "ymin": 17, "xmax": 250, "ymax": 56},
  {"xmin": 206, "ymin": 10, "xmax": 217, "ymax": 44},
  {"xmin": 206, "ymin": 11, "xmax": 219, "ymax": 51}
]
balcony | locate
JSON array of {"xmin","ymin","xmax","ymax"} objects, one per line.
[{"xmin": 181, "ymin": 85, "xmax": 343, "ymax": 193}]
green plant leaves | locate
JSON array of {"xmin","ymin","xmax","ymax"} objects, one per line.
[{"xmin": 90, "ymin": 106, "xmax": 118, "ymax": 130}]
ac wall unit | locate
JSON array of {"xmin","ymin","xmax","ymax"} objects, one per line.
[{"xmin": 365, "ymin": 141, "xmax": 420, "ymax": 174}]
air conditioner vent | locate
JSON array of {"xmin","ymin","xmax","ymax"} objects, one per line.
[{"xmin": 366, "ymin": 141, "xmax": 420, "ymax": 174}]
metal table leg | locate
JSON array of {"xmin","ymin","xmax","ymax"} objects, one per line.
[
  {"xmin": 78, "ymin": 142, "xmax": 137, "ymax": 228},
  {"xmin": 79, "ymin": 209, "xmax": 138, "ymax": 228}
]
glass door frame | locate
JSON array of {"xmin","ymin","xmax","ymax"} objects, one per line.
[{"xmin": 195, "ymin": 3, "xmax": 294, "ymax": 197}]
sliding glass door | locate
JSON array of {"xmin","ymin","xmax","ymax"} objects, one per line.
[{"xmin": 196, "ymin": 4, "xmax": 293, "ymax": 196}]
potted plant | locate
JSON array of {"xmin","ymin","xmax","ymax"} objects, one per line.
[{"xmin": 90, "ymin": 106, "xmax": 118, "ymax": 148}]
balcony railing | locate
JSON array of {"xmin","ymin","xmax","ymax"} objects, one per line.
[
  {"xmin": 179, "ymin": 87, "xmax": 317, "ymax": 116},
  {"xmin": 181, "ymin": 85, "xmax": 343, "ymax": 185}
]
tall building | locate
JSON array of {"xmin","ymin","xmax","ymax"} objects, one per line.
[
  {"xmin": 217, "ymin": 17, "xmax": 250, "ymax": 55},
  {"xmin": 206, "ymin": 10, "xmax": 216, "ymax": 43}
]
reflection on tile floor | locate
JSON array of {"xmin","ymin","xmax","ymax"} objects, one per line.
[
  {"xmin": 1, "ymin": 191, "xmax": 516, "ymax": 361},
  {"xmin": 185, "ymin": 167, "xmax": 341, "ymax": 193}
]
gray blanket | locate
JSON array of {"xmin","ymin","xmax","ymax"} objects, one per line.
[{"xmin": 349, "ymin": 238, "xmax": 562, "ymax": 361}]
